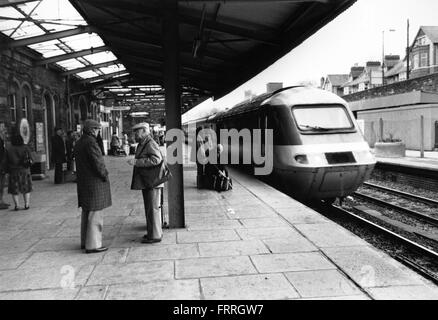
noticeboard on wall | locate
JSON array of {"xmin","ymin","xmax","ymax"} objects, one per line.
[{"xmin": 36, "ymin": 122, "xmax": 45, "ymax": 152}]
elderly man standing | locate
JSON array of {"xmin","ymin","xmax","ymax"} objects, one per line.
[
  {"xmin": 128, "ymin": 122, "xmax": 163, "ymax": 243},
  {"xmin": 74, "ymin": 119, "xmax": 112, "ymax": 253}
]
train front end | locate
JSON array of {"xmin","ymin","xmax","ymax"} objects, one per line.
[{"xmin": 268, "ymin": 87, "xmax": 376, "ymax": 202}]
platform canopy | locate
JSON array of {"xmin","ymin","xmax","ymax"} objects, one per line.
[
  {"xmin": 1, "ymin": 0, "xmax": 356, "ymax": 110},
  {"xmin": 68, "ymin": 0, "xmax": 356, "ymax": 100}
]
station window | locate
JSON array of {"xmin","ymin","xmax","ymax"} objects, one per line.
[
  {"xmin": 22, "ymin": 96, "xmax": 28, "ymax": 119},
  {"xmin": 8, "ymin": 94, "xmax": 17, "ymax": 123}
]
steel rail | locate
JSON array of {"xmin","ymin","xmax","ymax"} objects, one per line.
[
  {"xmin": 330, "ymin": 205, "xmax": 438, "ymax": 260},
  {"xmin": 363, "ymin": 182, "xmax": 438, "ymax": 207},
  {"xmin": 353, "ymin": 191, "xmax": 438, "ymax": 227}
]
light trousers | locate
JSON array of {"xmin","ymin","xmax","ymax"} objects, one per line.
[
  {"xmin": 142, "ymin": 188, "xmax": 162, "ymax": 240},
  {"xmin": 81, "ymin": 209, "xmax": 104, "ymax": 250}
]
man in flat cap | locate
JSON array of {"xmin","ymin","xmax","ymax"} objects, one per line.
[
  {"xmin": 51, "ymin": 126, "xmax": 66, "ymax": 184},
  {"xmin": 74, "ymin": 119, "xmax": 112, "ymax": 253},
  {"xmin": 128, "ymin": 122, "xmax": 163, "ymax": 243}
]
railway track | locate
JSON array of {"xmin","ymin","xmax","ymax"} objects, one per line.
[
  {"xmin": 328, "ymin": 204, "xmax": 438, "ymax": 284},
  {"xmin": 353, "ymin": 189, "xmax": 438, "ymax": 227},
  {"xmin": 363, "ymin": 182, "xmax": 438, "ymax": 207}
]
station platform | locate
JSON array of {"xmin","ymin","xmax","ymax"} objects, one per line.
[
  {"xmin": 374, "ymin": 149, "xmax": 438, "ymax": 171},
  {"xmin": 0, "ymin": 154, "xmax": 437, "ymax": 300}
]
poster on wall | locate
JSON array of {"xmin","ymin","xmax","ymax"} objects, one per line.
[
  {"xmin": 19, "ymin": 118, "xmax": 30, "ymax": 145},
  {"xmin": 36, "ymin": 122, "xmax": 44, "ymax": 152}
]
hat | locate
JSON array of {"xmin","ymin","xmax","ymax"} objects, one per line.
[
  {"xmin": 83, "ymin": 119, "xmax": 102, "ymax": 130},
  {"xmin": 132, "ymin": 122, "xmax": 150, "ymax": 131},
  {"xmin": 54, "ymin": 127, "xmax": 63, "ymax": 132}
]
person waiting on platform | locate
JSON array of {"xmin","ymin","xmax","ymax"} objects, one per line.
[
  {"xmin": 51, "ymin": 127, "xmax": 66, "ymax": 184},
  {"xmin": 205, "ymin": 143, "xmax": 232, "ymax": 192},
  {"xmin": 110, "ymin": 132, "xmax": 121, "ymax": 156},
  {"xmin": 0, "ymin": 135, "xmax": 10, "ymax": 210},
  {"xmin": 6, "ymin": 134, "xmax": 34, "ymax": 210},
  {"xmin": 74, "ymin": 120, "xmax": 112, "ymax": 254}
]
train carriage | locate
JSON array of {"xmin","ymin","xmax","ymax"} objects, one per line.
[{"xmin": 185, "ymin": 86, "xmax": 376, "ymax": 202}]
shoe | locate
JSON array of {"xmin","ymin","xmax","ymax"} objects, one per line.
[
  {"xmin": 14, "ymin": 206, "xmax": 19, "ymax": 211},
  {"xmin": 24, "ymin": 205, "xmax": 30, "ymax": 210},
  {"xmin": 141, "ymin": 238, "xmax": 161, "ymax": 244},
  {"xmin": 85, "ymin": 247, "xmax": 108, "ymax": 254}
]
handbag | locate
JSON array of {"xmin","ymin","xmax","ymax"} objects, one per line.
[
  {"xmin": 138, "ymin": 160, "xmax": 172, "ymax": 189},
  {"xmin": 22, "ymin": 149, "xmax": 33, "ymax": 168}
]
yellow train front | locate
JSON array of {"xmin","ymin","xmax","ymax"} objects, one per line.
[{"xmin": 211, "ymin": 86, "xmax": 376, "ymax": 202}]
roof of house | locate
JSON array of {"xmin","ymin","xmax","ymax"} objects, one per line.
[
  {"xmin": 350, "ymin": 66, "xmax": 365, "ymax": 79},
  {"xmin": 419, "ymin": 26, "xmax": 438, "ymax": 43},
  {"xmin": 326, "ymin": 74, "xmax": 349, "ymax": 86},
  {"xmin": 385, "ymin": 60, "xmax": 406, "ymax": 77},
  {"xmin": 342, "ymin": 71, "xmax": 369, "ymax": 87}
]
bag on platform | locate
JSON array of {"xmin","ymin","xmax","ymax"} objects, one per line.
[
  {"xmin": 138, "ymin": 160, "xmax": 172, "ymax": 189},
  {"xmin": 212, "ymin": 170, "xmax": 232, "ymax": 192}
]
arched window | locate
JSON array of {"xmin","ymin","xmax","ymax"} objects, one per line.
[{"xmin": 22, "ymin": 84, "xmax": 32, "ymax": 121}]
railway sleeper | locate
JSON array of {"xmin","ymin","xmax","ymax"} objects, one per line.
[{"xmin": 352, "ymin": 205, "xmax": 438, "ymax": 245}]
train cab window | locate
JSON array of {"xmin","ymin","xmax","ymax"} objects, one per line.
[{"xmin": 292, "ymin": 104, "xmax": 354, "ymax": 133}]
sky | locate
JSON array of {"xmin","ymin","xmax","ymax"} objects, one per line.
[{"xmin": 182, "ymin": 0, "xmax": 438, "ymax": 121}]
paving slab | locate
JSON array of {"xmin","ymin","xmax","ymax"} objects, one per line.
[
  {"xmin": 186, "ymin": 219, "xmax": 242, "ymax": 231},
  {"xmin": 367, "ymin": 285, "xmax": 438, "ymax": 300},
  {"xmin": 294, "ymin": 223, "xmax": 369, "ymax": 248},
  {"xmin": 19, "ymin": 250, "xmax": 104, "ymax": 270},
  {"xmin": 0, "ymin": 288, "xmax": 79, "ymax": 300},
  {"xmin": 322, "ymin": 246, "xmax": 429, "ymax": 288},
  {"xmin": 284, "ymin": 270, "xmax": 364, "ymax": 298},
  {"xmin": 176, "ymin": 230, "xmax": 240, "ymax": 243},
  {"xmin": 198, "ymin": 240, "xmax": 269, "ymax": 257},
  {"xmin": 127, "ymin": 244, "xmax": 199, "ymax": 262},
  {"xmin": 0, "ymin": 252, "xmax": 32, "ymax": 270},
  {"xmin": 86, "ymin": 261, "xmax": 174, "ymax": 286},
  {"xmin": 201, "ymin": 274, "xmax": 299, "ymax": 300},
  {"xmin": 262, "ymin": 236, "xmax": 318, "ymax": 254},
  {"xmin": 75, "ymin": 286, "xmax": 108, "ymax": 300},
  {"xmin": 176, "ymin": 256, "xmax": 257, "ymax": 279},
  {"xmin": 239, "ymin": 217, "xmax": 288, "ymax": 228},
  {"xmin": 101, "ymin": 248, "xmax": 130, "ymax": 264},
  {"xmin": 0, "ymin": 264, "xmax": 94, "ymax": 291},
  {"xmin": 105, "ymin": 280, "xmax": 201, "ymax": 300},
  {"xmin": 236, "ymin": 227, "xmax": 301, "ymax": 240},
  {"xmin": 250, "ymin": 252, "xmax": 336, "ymax": 273}
]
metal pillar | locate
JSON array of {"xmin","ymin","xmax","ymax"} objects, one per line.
[{"xmin": 163, "ymin": 0, "xmax": 185, "ymax": 228}]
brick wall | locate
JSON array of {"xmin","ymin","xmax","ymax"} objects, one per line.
[
  {"xmin": 343, "ymin": 72, "xmax": 438, "ymax": 102},
  {"xmin": 0, "ymin": 50, "xmax": 89, "ymax": 154}
]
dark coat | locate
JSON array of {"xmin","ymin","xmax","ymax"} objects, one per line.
[
  {"xmin": 131, "ymin": 134, "xmax": 163, "ymax": 190},
  {"xmin": 74, "ymin": 132, "xmax": 112, "ymax": 211},
  {"xmin": 51, "ymin": 135, "xmax": 66, "ymax": 164},
  {"xmin": 0, "ymin": 137, "xmax": 6, "ymax": 174}
]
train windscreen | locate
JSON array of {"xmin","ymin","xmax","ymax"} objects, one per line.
[{"xmin": 292, "ymin": 105, "xmax": 354, "ymax": 132}]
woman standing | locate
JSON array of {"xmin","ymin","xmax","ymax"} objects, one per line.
[{"xmin": 6, "ymin": 134, "xmax": 33, "ymax": 210}]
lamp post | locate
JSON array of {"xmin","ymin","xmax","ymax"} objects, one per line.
[{"xmin": 382, "ymin": 29, "xmax": 396, "ymax": 86}]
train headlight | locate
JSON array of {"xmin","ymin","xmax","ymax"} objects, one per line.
[{"xmin": 294, "ymin": 154, "xmax": 309, "ymax": 164}]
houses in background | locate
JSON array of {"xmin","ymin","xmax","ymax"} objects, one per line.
[
  {"xmin": 323, "ymin": 26, "xmax": 438, "ymax": 152},
  {"xmin": 322, "ymin": 26, "xmax": 438, "ymax": 96}
]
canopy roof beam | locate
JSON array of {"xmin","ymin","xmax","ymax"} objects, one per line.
[
  {"xmin": 61, "ymin": 59, "xmax": 120, "ymax": 76},
  {"xmin": 3, "ymin": 25, "xmax": 96, "ymax": 48},
  {"xmin": 35, "ymin": 45, "xmax": 109, "ymax": 65}
]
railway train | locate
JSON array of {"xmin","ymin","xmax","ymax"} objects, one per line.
[{"xmin": 182, "ymin": 86, "xmax": 376, "ymax": 203}]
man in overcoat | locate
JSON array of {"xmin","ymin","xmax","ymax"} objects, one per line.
[
  {"xmin": 128, "ymin": 122, "xmax": 163, "ymax": 243},
  {"xmin": 51, "ymin": 127, "xmax": 66, "ymax": 184},
  {"xmin": 74, "ymin": 119, "xmax": 112, "ymax": 253}
]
